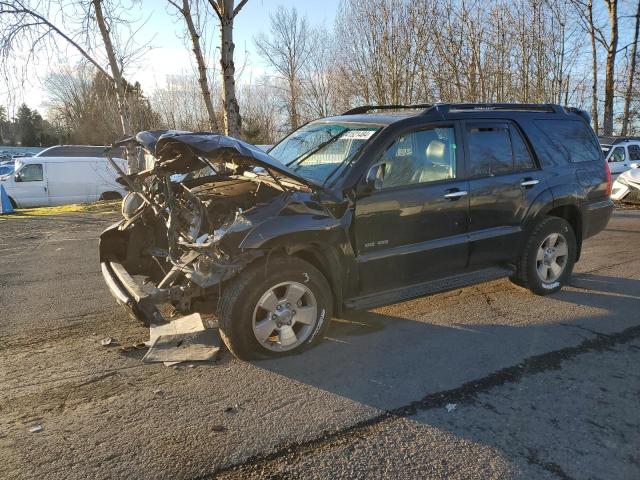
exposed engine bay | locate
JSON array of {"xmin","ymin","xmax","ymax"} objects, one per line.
[{"xmin": 100, "ymin": 130, "xmax": 321, "ymax": 324}]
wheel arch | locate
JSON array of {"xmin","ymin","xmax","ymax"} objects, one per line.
[
  {"xmin": 521, "ymin": 188, "xmax": 584, "ymax": 262},
  {"xmin": 546, "ymin": 204, "xmax": 583, "ymax": 260},
  {"xmin": 261, "ymin": 242, "xmax": 346, "ymax": 315}
]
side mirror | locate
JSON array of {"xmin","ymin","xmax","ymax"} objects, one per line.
[
  {"xmin": 359, "ymin": 163, "xmax": 385, "ymax": 195},
  {"xmin": 630, "ymin": 162, "xmax": 639, "ymax": 169},
  {"xmin": 14, "ymin": 172, "xmax": 22, "ymax": 182}
]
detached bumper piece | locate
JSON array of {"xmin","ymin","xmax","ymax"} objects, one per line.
[{"xmin": 101, "ymin": 261, "xmax": 167, "ymax": 325}]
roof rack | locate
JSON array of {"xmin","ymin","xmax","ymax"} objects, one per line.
[
  {"xmin": 426, "ymin": 103, "xmax": 564, "ymax": 114},
  {"xmin": 341, "ymin": 104, "xmax": 433, "ymax": 115}
]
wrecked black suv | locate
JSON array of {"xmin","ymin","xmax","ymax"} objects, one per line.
[{"xmin": 100, "ymin": 103, "xmax": 613, "ymax": 359}]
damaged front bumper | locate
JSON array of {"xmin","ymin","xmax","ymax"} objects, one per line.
[{"xmin": 101, "ymin": 260, "xmax": 167, "ymax": 325}]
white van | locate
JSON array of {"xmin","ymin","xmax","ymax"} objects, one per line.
[
  {"xmin": 0, "ymin": 145, "xmax": 127, "ymax": 208},
  {"xmin": 599, "ymin": 136, "xmax": 640, "ymax": 178}
]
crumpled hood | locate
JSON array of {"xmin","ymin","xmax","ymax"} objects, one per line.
[{"xmin": 129, "ymin": 130, "xmax": 322, "ymax": 191}]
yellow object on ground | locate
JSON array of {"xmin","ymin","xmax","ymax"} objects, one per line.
[{"xmin": 0, "ymin": 200, "xmax": 120, "ymax": 219}]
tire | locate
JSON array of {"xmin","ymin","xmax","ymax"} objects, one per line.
[
  {"xmin": 100, "ymin": 191, "xmax": 123, "ymax": 201},
  {"xmin": 513, "ymin": 216, "xmax": 576, "ymax": 295},
  {"xmin": 218, "ymin": 255, "xmax": 333, "ymax": 360}
]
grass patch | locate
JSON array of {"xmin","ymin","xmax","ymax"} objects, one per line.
[{"xmin": 0, "ymin": 200, "xmax": 120, "ymax": 219}]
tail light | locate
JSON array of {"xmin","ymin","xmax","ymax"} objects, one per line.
[{"xmin": 604, "ymin": 160, "xmax": 612, "ymax": 197}]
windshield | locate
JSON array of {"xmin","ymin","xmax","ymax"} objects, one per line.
[{"xmin": 269, "ymin": 122, "xmax": 380, "ymax": 185}]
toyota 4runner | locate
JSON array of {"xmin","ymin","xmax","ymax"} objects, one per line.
[{"xmin": 100, "ymin": 103, "xmax": 613, "ymax": 359}]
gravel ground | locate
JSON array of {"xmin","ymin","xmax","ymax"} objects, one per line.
[{"xmin": 0, "ymin": 208, "xmax": 639, "ymax": 480}]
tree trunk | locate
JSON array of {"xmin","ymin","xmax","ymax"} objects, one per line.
[
  {"xmin": 588, "ymin": 1, "xmax": 599, "ymax": 135},
  {"xmin": 92, "ymin": 0, "xmax": 134, "ymax": 170},
  {"xmin": 219, "ymin": 0, "xmax": 242, "ymax": 138},
  {"xmin": 180, "ymin": 0, "xmax": 219, "ymax": 132},
  {"xmin": 289, "ymin": 76, "xmax": 299, "ymax": 130},
  {"xmin": 622, "ymin": 0, "xmax": 640, "ymax": 136},
  {"xmin": 602, "ymin": 0, "xmax": 618, "ymax": 136}
]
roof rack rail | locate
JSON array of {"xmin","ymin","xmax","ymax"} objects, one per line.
[
  {"xmin": 425, "ymin": 103, "xmax": 563, "ymax": 115},
  {"xmin": 342, "ymin": 104, "xmax": 433, "ymax": 115}
]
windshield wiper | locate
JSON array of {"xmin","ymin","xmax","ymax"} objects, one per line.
[{"xmin": 285, "ymin": 128, "xmax": 348, "ymax": 167}]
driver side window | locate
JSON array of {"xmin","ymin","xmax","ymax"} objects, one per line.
[
  {"xmin": 378, "ymin": 127, "xmax": 457, "ymax": 189},
  {"xmin": 609, "ymin": 147, "xmax": 626, "ymax": 163},
  {"xmin": 17, "ymin": 164, "xmax": 43, "ymax": 182}
]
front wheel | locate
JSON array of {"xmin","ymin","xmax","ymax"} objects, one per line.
[
  {"xmin": 218, "ymin": 255, "xmax": 333, "ymax": 360},
  {"xmin": 513, "ymin": 216, "xmax": 576, "ymax": 295}
]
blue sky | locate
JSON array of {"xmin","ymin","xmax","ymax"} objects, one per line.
[{"xmin": 5, "ymin": 0, "xmax": 341, "ymax": 112}]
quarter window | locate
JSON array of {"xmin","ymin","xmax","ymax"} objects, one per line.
[
  {"xmin": 533, "ymin": 120, "xmax": 601, "ymax": 163},
  {"xmin": 18, "ymin": 164, "xmax": 43, "ymax": 182},
  {"xmin": 378, "ymin": 127, "xmax": 457, "ymax": 189}
]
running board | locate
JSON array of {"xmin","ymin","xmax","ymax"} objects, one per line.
[{"xmin": 345, "ymin": 266, "xmax": 515, "ymax": 311}]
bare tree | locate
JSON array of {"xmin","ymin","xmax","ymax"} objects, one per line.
[
  {"xmin": 254, "ymin": 7, "xmax": 312, "ymax": 130},
  {"xmin": 169, "ymin": 0, "xmax": 219, "ymax": 132},
  {"xmin": 621, "ymin": 0, "xmax": 640, "ymax": 136},
  {"xmin": 151, "ymin": 74, "xmax": 220, "ymax": 131},
  {"xmin": 0, "ymin": 0, "xmax": 150, "ymax": 169},
  {"xmin": 601, "ymin": 0, "xmax": 618, "ymax": 135},
  {"xmin": 206, "ymin": 0, "xmax": 247, "ymax": 138},
  {"xmin": 300, "ymin": 27, "xmax": 345, "ymax": 118}
]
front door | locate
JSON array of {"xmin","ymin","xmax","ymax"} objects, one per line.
[
  {"xmin": 463, "ymin": 120, "xmax": 546, "ymax": 267},
  {"xmin": 354, "ymin": 124, "xmax": 469, "ymax": 295},
  {"xmin": 12, "ymin": 163, "xmax": 49, "ymax": 207}
]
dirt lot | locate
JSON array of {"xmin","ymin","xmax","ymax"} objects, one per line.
[{"xmin": 1, "ymin": 206, "xmax": 639, "ymax": 480}]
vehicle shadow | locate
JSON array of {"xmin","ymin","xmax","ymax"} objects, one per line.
[{"xmin": 252, "ymin": 273, "xmax": 640, "ymax": 412}]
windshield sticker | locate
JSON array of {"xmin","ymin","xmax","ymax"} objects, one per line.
[{"xmin": 341, "ymin": 130, "xmax": 376, "ymax": 140}]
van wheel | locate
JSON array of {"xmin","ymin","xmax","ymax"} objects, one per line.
[
  {"xmin": 100, "ymin": 191, "xmax": 122, "ymax": 201},
  {"xmin": 218, "ymin": 255, "xmax": 333, "ymax": 360},
  {"xmin": 513, "ymin": 216, "xmax": 576, "ymax": 295}
]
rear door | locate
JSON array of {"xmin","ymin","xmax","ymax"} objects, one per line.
[
  {"xmin": 353, "ymin": 123, "xmax": 469, "ymax": 294},
  {"xmin": 463, "ymin": 120, "xmax": 545, "ymax": 267}
]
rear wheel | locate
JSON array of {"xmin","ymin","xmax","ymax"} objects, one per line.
[
  {"xmin": 100, "ymin": 191, "xmax": 123, "ymax": 201},
  {"xmin": 513, "ymin": 216, "xmax": 576, "ymax": 295},
  {"xmin": 218, "ymin": 255, "xmax": 333, "ymax": 360}
]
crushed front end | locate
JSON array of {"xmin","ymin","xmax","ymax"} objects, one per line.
[{"xmin": 99, "ymin": 130, "xmax": 317, "ymax": 325}]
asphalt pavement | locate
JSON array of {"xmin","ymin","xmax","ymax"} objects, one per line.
[{"xmin": 0, "ymin": 208, "xmax": 639, "ymax": 480}]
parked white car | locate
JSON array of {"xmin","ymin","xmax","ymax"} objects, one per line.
[
  {"xmin": 0, "ymin": 145, "xmax": 127, "ymax": 208},
  {"xmin": 599, "ymin": 136, "xmax": 640, "ymax": 178}
]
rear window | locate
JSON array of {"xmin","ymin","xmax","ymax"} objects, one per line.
[{"xmin": 534, "ymin": 120, "xmax": 601, "ymax": 163}]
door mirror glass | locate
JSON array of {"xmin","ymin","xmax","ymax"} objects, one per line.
[
  {"xmin": 14, "ymin": 172, "xmax": 23, "ymax": 182},
  {"xmin": 630, "ymin": 162, "xmax": 639, "ymax": 169}
]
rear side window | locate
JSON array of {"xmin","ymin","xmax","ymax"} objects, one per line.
[
  {"xmin": 533, "ymin": 120, "xmax": 601, "ymax": 163},
  {"xmin": 628, "ymin": 145, "xmax": 640, "ymax": 161},
  {"xmin": 466, "ymin": 122, "xmax": 536, "ymax": 177},
  {"xmin": 466, "ymin": 124, "xmax": 512, "ymax": 177}
]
